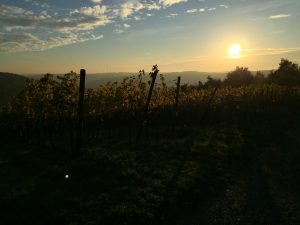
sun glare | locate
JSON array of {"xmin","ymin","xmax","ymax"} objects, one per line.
[{"xmin": 228, "ymin": 44, "xmax": 241, "ymax": 58}]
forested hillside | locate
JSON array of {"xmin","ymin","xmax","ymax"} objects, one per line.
[{"xmin": 0, "ymin": 72, "xmax": 27, "ymax": 106}]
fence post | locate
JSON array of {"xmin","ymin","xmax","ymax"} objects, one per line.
[
  {"xmin": 75, "ymin": 69, "xmax": 86, "ymax": 156},
  {"xmin": 174, "ymin": 76, "xmax": 181, "ymax": 118},
  {"xmin": 137, "ymin": 65, "xmax": 159, "ymax": 141}
]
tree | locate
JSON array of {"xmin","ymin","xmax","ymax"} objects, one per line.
[
  {"xmin": 204, "ymin": 76, "xmax": 220, "ymax": 88},
  {"xmin": 268, "ymin": 59, "xmax": 300, "ymax": 86},
  {"xmin": 253, "ymin": 71, "xmax": 266, "ymax": 85},
  {"xmin": 223, "ymin": 67, "xmax": 254, "ymax": 87}
]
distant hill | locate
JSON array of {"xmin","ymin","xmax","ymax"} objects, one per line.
[
  {"xmin": 27, "ymin": 71, "xmax": 227, "ymax": 89},
  {"xmin": 86, "ymin": 71, "xmax": 227, "ymax": 87},
  {"xmin": 25, "ymin": 70, "xmax": 271, "ymax": 89},
  {"xmin": 26, "ymin": 73, "xmax": 132, "ymax": 89},
  {"xmin": 0, "ymin": 72, "xmax": 27, "ymax": 107},
  {"xmin": 85, "ymin": 73, "xmax": 133, "ymax": 89},
  {"xmin": 163, "ymin": 71, "xmax": 226, "ymax": 85}
]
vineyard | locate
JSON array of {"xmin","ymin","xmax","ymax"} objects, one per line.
[
  {"xmin": 1, "ymin": 62, "xmax": 300, "ymax": 225},
  {"xmin": 1, "ymin": 65, "xmax": 300, "ymax": 151}
]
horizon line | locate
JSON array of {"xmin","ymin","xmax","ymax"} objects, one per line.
[{"xmin": 3, "ymin": 69, "xmax": 275, "ymax": 76}]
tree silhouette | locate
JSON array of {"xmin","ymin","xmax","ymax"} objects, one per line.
[
  {"xmin": 204, "ymin": 76, "xmax": 220, "ymax": 88},
  {"xmin": 268, "ymin": 59, "xmax": 300, "ymax": 86},
  {"xmin": 223, "ymin": 67, "xmax": 254, "ymax": 87},
  {"xmin": 252, "ymin": 71, "xmax": 266, "ymax": 85}
]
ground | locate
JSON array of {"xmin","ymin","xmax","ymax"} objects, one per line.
[{"xmin": 1, "ymin": 104, "xmax": 300, "ymax": 225}]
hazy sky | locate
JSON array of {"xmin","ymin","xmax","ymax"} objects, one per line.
[{"xmin": 0, "ymin": 0, "xmax": 300, "ymax": 74}]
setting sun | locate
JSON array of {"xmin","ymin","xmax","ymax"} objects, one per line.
[{"xmin": 228, "ymin": 44, "xmax": 241, "ymax": 58}]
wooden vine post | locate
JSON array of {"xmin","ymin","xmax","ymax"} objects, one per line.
[
  {"xmin": 137, "ymin": 65, "xmax": 159, "ymax": 141},
  {"xmin": 174, "ymin": 76, "xmax": 181, "ymax": 118},
  {"xmin": 75, "ymin": 69, "xmax": 86, "ymax": 156}
]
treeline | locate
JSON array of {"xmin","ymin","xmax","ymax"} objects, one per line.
[{"xmin": 199, "ymin": 58, "xmax": 300, "ymax": 88}]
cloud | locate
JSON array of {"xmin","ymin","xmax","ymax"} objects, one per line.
[
  {"xmin": 235, "ymin": 1, "xmax": 290, "ymax": 15},
  {"xmin": 0, "ymin": 31, "xmax": 103, "ymax": 52},
  {"xmin": 0, "ymin": 32, "xmax": 38, "ymax": 43},
  {"xmin": 186, "ymin": 9, "xmax": 197, "ymax": 13},
  {"xmin": 220, "ymin": 5, "xmax": 229, "ymax": 9},
  {"xmin": 39, "ymin": 10, "xmax": 51, "ymax": 19},
  {"xmin": 0, "ymin": 5, "xmax": 111, "ymax": 31},
  {"xmin": 159, "ymin": 0, "xmax": 188, "ymax": 7},
  {"xmin": 166, "ymin": 13, "xmax": 178, "ymax": 18},
  {"xmin": 0, "ymin": 0, "xmax": 191, "ymax": 52},
  {"xmin": 113, "ymin": 23, "xmax": 131, "ymax": 34},
  {"xmin": 1, "ymin": 4, "xmax": 27, "ymax": 15},
  {"xmin": 113, "ymin": 29, "xmax": 124, "ymax": 34},
  {"xmin": 90, "ymin": 0, "xmax": 102, "ymax": 4},
  {"xmin": 269, "ymin": 14, "xmax": 291, "ymax": 19},
  {"xmin": 25, "ymin": 0, "xmax": 50, "ymax": 8},
  {"xmin": 134, "ymin": 16, "xmax": 142, "ymax": 21},
  {"xmin": 224, "ymin": 46, "xmax": 300, "ymax": 59},
  {"xmin": 245, "ymin": 47, "xmax": 300, "ymax": 56},
  {"xmin": 115, "ymin": 1, "xmax": 144, "ymax": 18},
  {"xmin": 199, "ymin": 8, "xmax": 205, "ymax": 12},
  {"xmin": 72, "ymin": 5, "xmax": 107, "ymax": 17},
  {"xmin": 146, "ymin": 3, "xmax": 161, "ymax": 10},
  {"xmin": 271, "ymin": 30, "xmax": 285, "ymax": 34},
  {"xmin": 208, "ymin": 8, "xmax": 216, "ymax": 11}
]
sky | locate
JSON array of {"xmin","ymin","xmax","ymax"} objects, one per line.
[{"xmin": 0, "ymin": 0, "xmax": 300, "ymax": 74}]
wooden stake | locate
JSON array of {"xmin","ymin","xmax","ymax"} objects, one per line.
[
  {"xmin": 174, "ymin": 76, "xmax": 181, "ymax": 118},
  {"xmin": 75, "ymin": 69, "xmax": 86, "ymax": 156},
  {"xmin": 137, "ymin": 65, "xmax": 159, "ymax": 141}
]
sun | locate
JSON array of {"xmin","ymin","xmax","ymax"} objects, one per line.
[{"xmin": 228, "ymin": 44, "xmax": 241, "ymax": 58}]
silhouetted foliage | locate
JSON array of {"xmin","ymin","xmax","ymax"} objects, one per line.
[
  {"xmin": 268, "ymin": 59, "xmax": 300, "ymax": 86},
  {"xmin": 253, "ymin": 71, "xmax": 266, "ymax": 85},
  {"xmin": 0, "ymin": 72, "xmax": 26, "ymax": 106},
  {"xmin": 198, "ymin": 81, "xmax": 204, "ymax": 89},
  {"xmin": 1, "ymin": 59, "xmax": 300, "ymax": 148},
  {"xmin": 204, "ymin": 76, "xmax": 221, "ymax": 88},
  {"xmin": 223, "ymin": 67, "xmax": 254, "ymax": 87},
  {"xmin": 8, "ymin": 71, "xmax": 79, "ymax": 122}
]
